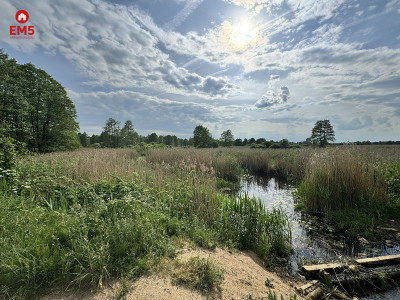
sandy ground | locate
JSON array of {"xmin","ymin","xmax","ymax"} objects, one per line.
[{"xmin": 40, "ymin": 248, "xmax": 304, "ymax": 300}]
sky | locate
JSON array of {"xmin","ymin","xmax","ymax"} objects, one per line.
[{"xmin": 1, "ymin": 0, "xmax": 400, "ymax": 142}]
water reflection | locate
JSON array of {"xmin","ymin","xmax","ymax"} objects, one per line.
[
  {"xmin": 239, "ymin": 174, "xmax": 400, "ymax": 274},
  {"xmin": 239, "ymin": 174, "xmax": 339, "ymax": 273},
  {"xmin": 238, "ymin": 174, "xmax": 400, "ymax": 299}
]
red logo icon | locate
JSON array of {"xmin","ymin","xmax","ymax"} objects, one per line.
[
  {"xmin": 15, "ymin": 10, "xmax": 29, "ymax": 24},
  {"xmin": 10, "ymin": 10, "xmax": 35, "ymax": 39}
]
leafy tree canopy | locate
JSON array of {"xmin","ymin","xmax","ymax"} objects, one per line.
[
  {"xmin": 193, "ymin": 125, "xmax": 214, "ymax": 148},
  {"xmin": 220, "ymin": 130, "xmax": 234, "ymax": 147},
  {"xmin": 0, "ymin": 49, "xmax": 80, "ymax": 152}
]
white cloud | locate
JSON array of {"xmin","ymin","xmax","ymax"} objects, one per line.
[
  {"xmin": 165, "ymin": 0, "xmax": 204, "ymax": 30},
  {"xmin": 69, "ymin": 89, "xmax": 245, "ymax": 136},
  {"xmin": 1, "ymin": 0, "xmax": 238, "ymax": 99},
  {"xmin": 254, "ymin": 75, "xmax": 290, "ymax": 108},
  {"xmin": 223, "ymin": 0, "xmax": 284, "ymax": 15}
]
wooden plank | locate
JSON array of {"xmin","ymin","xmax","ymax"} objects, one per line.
[
  {"xmin": 302, "ymin": 263, "xmax": 342, "ymax": 277},
  {"xmin": 355, "ymin": 254, "xmax": 400, "ymax": 267},
  {"xmin": 295, "ymin": 280, "xmax": 319, "ymax": 296}
]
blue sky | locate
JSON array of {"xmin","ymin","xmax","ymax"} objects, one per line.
[{"xmin": 1, "ymin": 0, "xmax": 400, "ymax": 141}]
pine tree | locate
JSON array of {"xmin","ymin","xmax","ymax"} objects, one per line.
[{"xmin": 310, "ymin": 120, "xmax": 335, "ymax": 147}]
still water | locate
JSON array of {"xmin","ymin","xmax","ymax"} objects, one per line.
[{"xmin": 239, "ymin": 174, "xmax": 400, "ymax": 299}]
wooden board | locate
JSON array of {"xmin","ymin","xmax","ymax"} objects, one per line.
[
  {"xmin": 302, "ymin": 263, "xmax": 342, "ymax": 277},
  {"xmin": 295, "ymin": 280, "xmax": 319, "ymax": 296},
  {"xmin": 355, "ymin": 254, "xmax": 400, "ymax": 267}
]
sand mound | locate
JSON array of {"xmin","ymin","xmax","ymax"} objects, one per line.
[{"xmin": 40, "ymin": 248, "xmax": 302, "ymax": 300}]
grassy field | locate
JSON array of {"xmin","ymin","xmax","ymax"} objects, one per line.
[
  {"xmin": 0, "ymin": 148, "xmax": 290, "ymax": 299},
  {"xmin": 1, "ymin": 145, "xmax": 399, "ymax": 298}
]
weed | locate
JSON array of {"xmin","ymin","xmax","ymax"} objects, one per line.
[
  {"xmin": 115, "ymin": 279, "xmax": 130, "ymax": 300},
  {"xmin": 376, "ymin": 272, "xmax": 391, "ymax": 291},
  {"xmin": 265, "ymin": 278, "xmax": 274, "ymax": 288},
  {"xmin": 171, "ymin": 257, "xmax": 224, "ymax": 292}
]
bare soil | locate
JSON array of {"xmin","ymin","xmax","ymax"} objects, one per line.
[{"xmin": 39, "ymin": 247, "xmax": 304, "ymax": 300}]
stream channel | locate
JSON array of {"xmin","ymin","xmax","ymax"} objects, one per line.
[{"xmin": 238, "ymin": 174, "xmax": 400, "ymax": 299}]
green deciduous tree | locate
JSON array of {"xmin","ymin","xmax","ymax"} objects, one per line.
[
  {"xmin": 311, "ymin": 120, "xmax": 335, "ymax": 147},
  {"xmin": 0, "ymin": 49, "xmax": 80, "ymax": 152},
  {"xmin": 234, "ymin": 138, "xmax": 243, "ymax": 146},
  {"xmin": 78, "ymin": 132, "xmax": 90, "ymax": 147},
  {"xmin": 220, "ymin": 130, "xmax": 234, "ymax": 147},
  {"xmin": 193, "ymin": 125, "xmax": 213, "ymax": 148},
  {"xmin": 147, "ymin": 132, "xmax": 158, "ymax": 143}
]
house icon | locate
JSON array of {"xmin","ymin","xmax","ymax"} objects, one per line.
[{"xmin": 18, "ymin": 13, "xmax": 26, "ymax": 21}]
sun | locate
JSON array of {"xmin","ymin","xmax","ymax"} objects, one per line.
[
  {"xmin": 221, "ymin": 18, "xmax": 261, "ymax": 51},
  {"xmin": 230, "ymin": 20, "xmax": 257, "ymax": 46}
]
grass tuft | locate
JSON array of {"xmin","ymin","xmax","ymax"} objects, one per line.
[{"xmin": 171, "ymin": 257, "xmax": 224, "ymax": 293}]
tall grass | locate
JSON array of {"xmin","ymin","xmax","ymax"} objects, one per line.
[
  {"xmin": 219, "ymin": 193, "xmax": 291, "ymax": 258},
  {"xmin": 2, "ymin": 145, "xmax": 399, "ymax": 298},
  {"xmin": 147, "ymin": 148, "xmax": 242, "ymax": 182},
  {"xmin": 0, "ymin": 148, "xmax": 292, "ymax": 299},
  {"xmin": 297, "ymin": 148, "xmax": 387, "ymax": 216},
  {"xmin": 235, "ymin": 148, "xmax": 311, "ymax": 181},
  {"xmin": 0, "ymin": 180, "xmax": 175, "ymax": 298},
  {"xmin": 19, "ymin": 148, "xmax": 138, "ymax": 183}
]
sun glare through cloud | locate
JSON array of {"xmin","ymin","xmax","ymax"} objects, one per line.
[{"xmin": 220, "ymin": 17, "xmax": 262, "ymax": 51}]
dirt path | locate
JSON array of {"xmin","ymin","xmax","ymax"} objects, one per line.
[{"xmin": 40, "ymin": 248, "xmax": 303, "ymax": 300}]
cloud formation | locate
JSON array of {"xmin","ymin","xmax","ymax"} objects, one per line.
[
  {"xmin": 1, "ymin": 0, "xmax": 400, "ymax": 141},
  {"xmin": 255, "ymin": 86, "xmax": 290, "ymax": 108},
  {"xmin": 1, "ymin": 0, "xmax": 238, "ymax": 99},
  {"xmin": 166, "ymin": 0, "xmax": 204, "ymax": 30},
  {"xmin": 254, "ymin": 75, "xmax": 290, "ymax": 108}
]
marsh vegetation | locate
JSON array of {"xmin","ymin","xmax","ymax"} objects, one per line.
[{"xmin": 1, "ymin": 145, "xmax": 400, "ymax": 299}]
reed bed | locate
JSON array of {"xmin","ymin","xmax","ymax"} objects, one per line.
[
  {"xmin": 219, "ymin": 193, "xmax": 291, "ymax": 258},
  {"xmin": 297, "ymin": 148, "xmax": 387, "ymax": 215},
  {"xmin": 1, "ymin": 147, "xmax": 292, "ymax": 298},
  {"xmin": 19, "ymin": 148, "xmax": 138, "ymax": 183},
  {"xmin": 1, "ymin": 145, "xmax": 399, "ymax": 298}
]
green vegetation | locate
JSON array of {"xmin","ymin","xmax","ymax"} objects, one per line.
[
  {"xmin": 193, "ymin": 125, "xmax": 217, "ymax": 148},
  {"xmin": 170, "ymin": 257, "xmax": 224, "ymax": 292},
  {"xmin": 0, "ymin": 50, "xmax": 80, "ymax": 152},
  {"xmin": 220, "ymin": 129, "xmax": 234, "ymax": 147},
  {"xmin": 375, "ymin": 272, "xmax": 391, "ymax": 291},
  {"xmin": 2, "ymin": 109, "xmax": 400, "ymax": 298},
  {"xmin": 267, "ymin": 290, "xmax": 297, "ymax": 300},
  {"xmin": 146, "ymin": 146, "xmax": 400, "ymax": 238},
  {"xmin": 310, "ymin": 119, "xmax": 335, "ymax": 147},
  {"xmin": 0, "ymin": 148, "xmax": 291, "ymax": 299}
]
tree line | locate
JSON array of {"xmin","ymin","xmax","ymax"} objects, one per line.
[
  {"xmin": 0, "ymin": 49, "xmax": 80, "ymax": 152},
  {"xmin": 80, "ymin": 118, "xmax": 191, "ymax": 148},
  {"xmin": 80, "ymin": 121, "xmax": 304, "ymax": 149}
]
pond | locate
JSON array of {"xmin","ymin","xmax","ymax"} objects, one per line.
[{"xmin": 239, "ymin": 174, "xmax": 400, "ymax": 299}]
